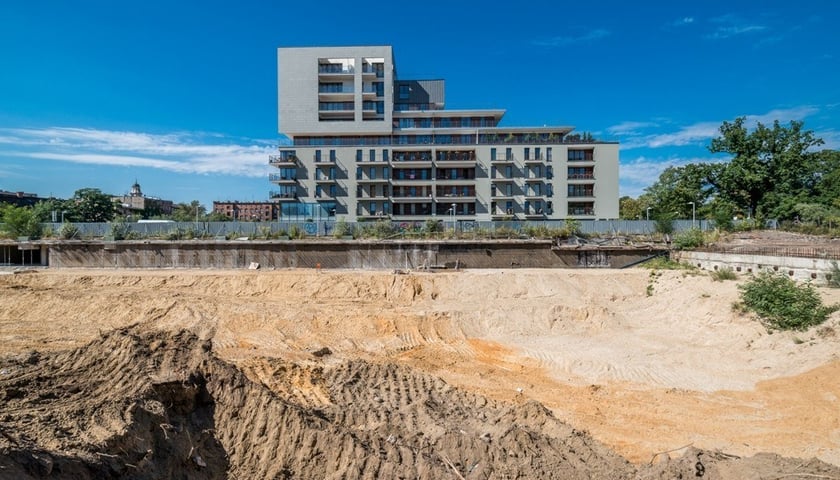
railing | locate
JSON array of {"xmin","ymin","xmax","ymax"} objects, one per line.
[
  {"xmin": 568, "ymin": 174, "xmax": 595, "ymax": 180},
  {"xmin": 269, "ymin": 174, "xmax": 297, "ymax": 182},
  {"xmin": 319, "ymin": 65, "xmax": 354, "ymax": 74},
  {"xmin": 319, "ymin": 102, "xmax": 354, "ymax": 111},
  {"xmin": 268, "ymin": 155, "xmax": 297, "ymax": 164}
]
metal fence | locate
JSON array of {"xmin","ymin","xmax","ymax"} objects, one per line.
[
  {"xmin": 694, "ymin": 245, "xmax": 840, "ymax": 261},
  {"xmin": 23, "ymin": 219, "xmax": 713, "ymax": 240}
]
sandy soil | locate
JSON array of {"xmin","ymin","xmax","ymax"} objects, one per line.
[{"xmin": 1, "ymin": 267, "xmax": 839, "ymax": 477}]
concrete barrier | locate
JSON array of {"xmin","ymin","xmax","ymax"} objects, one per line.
[{"xmin": 676, "ymin": 250, "xmax": 837, "ymax": 285}]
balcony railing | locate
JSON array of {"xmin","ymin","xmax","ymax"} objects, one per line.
[
  {"xmin": 319, "ymin": 65, "xmax": 354, "ymax": 74},
  {"xmin": 269, "ymin": 174, "xmax": 297, "ymax": 182},
  {"xmin": 568, "ymin": 174, "xmax": 595, "ymax": 180}
]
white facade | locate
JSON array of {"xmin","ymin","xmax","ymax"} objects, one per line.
[{"xmin": 274, "ymin": 46, "xmax": 619, "ymax": 221}]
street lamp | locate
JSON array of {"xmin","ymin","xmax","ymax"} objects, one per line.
[
  {"xmin": 645, "ymin": 207, "xmax": 652, "ymax": 221},
  {"xmin": 450, "ymin": 203, "xmax": 456, "ymax": 232},
  {"xmin": 687, "ymin": 201, "xmax": 696, "ymax": 229}
]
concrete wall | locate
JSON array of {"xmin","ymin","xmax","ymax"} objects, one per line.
[
  {"xmin": 46, "ymin": 240, "xmax": 664, "ymax": 270},
  {"xmin": 676, "ymin": 250, "xmax": 837, "ymax": 285}
]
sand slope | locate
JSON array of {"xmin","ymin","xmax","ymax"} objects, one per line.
[{"xmin": 1, "ymin": 268, "xmax": 839, "ymax": 469}]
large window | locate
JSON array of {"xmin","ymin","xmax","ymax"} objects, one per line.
[{"xmin": 568, "ymin": 149, "xmax": 594, "ymax": 161}]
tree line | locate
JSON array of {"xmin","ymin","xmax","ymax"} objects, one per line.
[
  {"xmin": 620, "ymin": 117, "xmax": 840, "ymax": 230},
  {"xmin": 0, "ymin": 189, "xmax": 228, "ymax": 239}
]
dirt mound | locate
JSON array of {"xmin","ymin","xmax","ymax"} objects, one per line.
[{"xmin": 0, "ymin": 327, "xmax": 638, "ymax": 479}]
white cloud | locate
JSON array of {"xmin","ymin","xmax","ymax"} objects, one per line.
[
  {"xmin": 533, "ymin": 29, "xmax": 610, "ymax": 47},
  {"xmin": 706, "ymin": 14, "xmax": 768, "ymax": 39},
  {"xmin": 618, "ymin": 106, "xmax": 821, "ymax": 150},
  {"xmin": 619, "ymin": 156, "xmax": 728, "ymax": 198},
  {"xmin": 667, "ymin": 17, "xmax": 695, "ymax": 28},
  {"xmin": 0, "ymin": 127, "xmax": 275, "ymax": 177},
  {"xmin": 606, "ymin": 121, "xmax": 658, "ymax": 136}
]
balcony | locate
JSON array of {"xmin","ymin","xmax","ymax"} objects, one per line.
[
  {"xmin": 269, "ymin": 173, "xmax": 297, "ymax": 185},
  {"xmin": 523, "ymin": 155, "xmax": 545, "ymax": 165},
  {"xmin": 490, "ymin": 154, "xmax": 515, "ymax": 164},
  {"xmin": 435, "ymin": 150, "xmax": 476, "ymax": 168},
  {"xmin": 314, "ymin": 175, "xmax": 337, "ymax": 184},
  {"xmin": 392, "ymin": 151, "xmax": 433, "ymax": 167},
  {"xmin": 491, "ymin": 190, "xmax": 515, "ymax": 200},
  {"xmin": 356, "ymin": 176, "xmax": 390, "ymax": 184},
  {"xmin": 268, "ymin": 155, "xmax": 298, "ymax": 167},
  {"xmin": 567, "ymin": 173, "xmax": 595, "ymax": 181},
  {"xmin": 269, "ymin": 191, "xmax": 298, "ymax": 202},
  {"xmin": 490, "ymin": 176, "xmax": 515, "ymax": 183},
  {"xmin": 318, "ymin": 64, "xmax": 354, "ymax": 80}
]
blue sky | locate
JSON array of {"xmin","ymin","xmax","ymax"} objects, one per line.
[{"xmin": 1, "ymin": 0, "xmax": 838, "ymax": 209}]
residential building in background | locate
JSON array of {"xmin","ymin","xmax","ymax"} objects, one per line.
[
  {"xmin": 212, "ymin": 201, "xmax": 278, "ymax": 222},
  {"xmin": 0, "ymin": 190, "xmax": 45, "ymax": 207},
  {"xmin": 273, "ymin": 45, "xmax": 619, "ymax": 221},
  {"xmin": 113, "ymin": 181, "xmax": 174, "ymax": 217}
]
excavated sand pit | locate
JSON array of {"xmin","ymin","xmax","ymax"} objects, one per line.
[{"xmin": 1, "ymin": 268, "xmax": 840, "ymax": 478}]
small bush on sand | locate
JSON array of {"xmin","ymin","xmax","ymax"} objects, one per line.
[
  {"xmin": 710, "ymin": 266, "xmax": 737, "ymax": 282},
  {"xmin": 735, "ymin": 272, "xmax": 838, "ymax": 331}
]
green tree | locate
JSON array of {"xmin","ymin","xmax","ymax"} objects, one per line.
[
  {"xmin": 67, "ymin": 188, "xmax": 116, "ymax": 222},
  {"xmin": 0, "ymin": 204, "xmax": 42, "ymax": 238},
  {"xmin": 619, "ymin": 196, "xmax": 646, "ymax": 220},
  {"xmin": 642, "ymin": 163, "xmax": 718, "ymax": 220},
  {"xmin": 171, "ymin": 201, "xmax": 207, "ymax": 222},
  {"xmin": 709, "ymin": 118, "xmax": 824, "ymax": 219}
]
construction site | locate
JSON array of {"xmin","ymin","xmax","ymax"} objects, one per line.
[{"xmin": 1, "ymin": 231, "xmax": 840, "ymax": 478}]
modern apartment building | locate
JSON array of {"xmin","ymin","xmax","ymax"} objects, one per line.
[{"xmin": 272, "ymin": 45, "xmax": 618, "ymax": 221}]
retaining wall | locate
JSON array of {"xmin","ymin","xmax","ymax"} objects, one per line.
[
  {"xmin": 676, "ymin": 250, "xmax": 836, "ymax": 285},
  {"xmin": 45, "ymin": 240, "xmax": 665, "ymax": 270}
]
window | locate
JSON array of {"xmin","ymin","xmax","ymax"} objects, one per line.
[
  {"xmin": 329, "ymin": 184, "xmax": 337, "ymax": 197},
  {"xmin": 568, "ymin": 149, "xmax": 594, "ymax": 161},
  {"xmin": 383, "ymin": 166, "xmax": 389, "ymax": 179},
  {"xmin": 504, "ymin": 165, "xmax": 512, "ymax": 178},
  {"xmin": 546, "ymin": 201, "xmax": 553, "ymax": 213},
  {"xmin": 399, "ymin": 84, "xmax": 409, "ymax": 100},
  {"xmin": 369, "ymin": 167, "xmax": 376, "ymax": 179},
  {"xmin": 546, "ymin": 147, "xmax": 552, "ymax": 162},
  {"xmin": 491, "ymin": 185, "xmax": 497, "ymax": 196},
  {"xmin": 370, "ymin": 202, "xmax": 377, "ymax": 215},
  {"xmin": 383, "ymin": 149, "xmax": 389, "ymax": 162},
  {"xmin": 369, "ymin": 149, "xmax": 375, "ymax": 162},
  {"xmin": 506, "ymin": 201, "xmax": 513, "ymax": 214},
  {"xmin": 315, "ymin": 150, "xmax": 321, "ymax": 162},
  {"xmin": 490, "ymin": 166, "xmax": 496, "ymax": 178},
  {"xmin": 547, "ymin": 184, "xmax": 553, "ymax": 197},
  {"xmin": 356, "ymin": 185, "xmax": 363, "ymax": 197},
  {"xmin": 505, "ymin": 147, "xmax": 512, "ymax": 160},
  {"xmin": 535, "ymin": 148, "xmax": 541, "ymax": 160},
  {"xmin": 315, "ymin": 185, "xmax": 322, "ymax": 198},
  {"xmin": 546, "ymin": 166, "xmax": 553, "ymax": 179},
  {"xmin": 356, "ymin": 166, "xmax": 362, "ymax": 180},
  {"xmin": 356, "ymin": 149, "xmax": 362, "ymax": 162},
  {"xmin": 329, "ymin": 149, "xmax": 336, "ymax": 161},
  {"xmin": 383, "ymin": 202, "xmax": 390, "ymax": 214},
  {"xmin": 329, "ymin": 167, "xmax": 336, "ymax": 179},
  {"xmin": 524, "ymin": 148, "xmax": 530, "ymax": 160}
]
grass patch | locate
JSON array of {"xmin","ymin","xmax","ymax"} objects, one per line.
[
  {"xmin": 710, "ymin": 266, "xmax": 738, "ymax": 282},
  {"xmin": 640, "ymin": 256, "xmax": 696, "ymax": 271}
]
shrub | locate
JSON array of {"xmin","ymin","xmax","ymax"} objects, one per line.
[
  {"xmin": 289, "ymin": 224, "xmax": 305, "ymax": 239},
  {"xmin": 109, "ymin": 220, "xmax": 132, "ymax": 241},
  {"xmin": 0, "ymin": 204, "xmax": 42, "ymax": 239},
  {"xmin": 423, "ymin": 219, "xmax": 443, "ymax": 235},
  {"xmin": 710, "ymin": 266, "xmax": 737, "ymax": 281},
  {"xmin": 736, "ymin": 272, "xmax": 839, "ymax": 331},
  {"xmin": 672, "ymin": 228, "xmax": 706, "ymax": 250},
  {"xmin": 333, "ymin": 218, "xmax": 352, "ymax": 238},
  {"xmin": 59, "ymin": 222, "xmax": 80, "ymax": 240}
]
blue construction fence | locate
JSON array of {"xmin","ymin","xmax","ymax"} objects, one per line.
[{"xmin": 26, "ymin": 219, "xmax": 714, "ymax": 239}]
